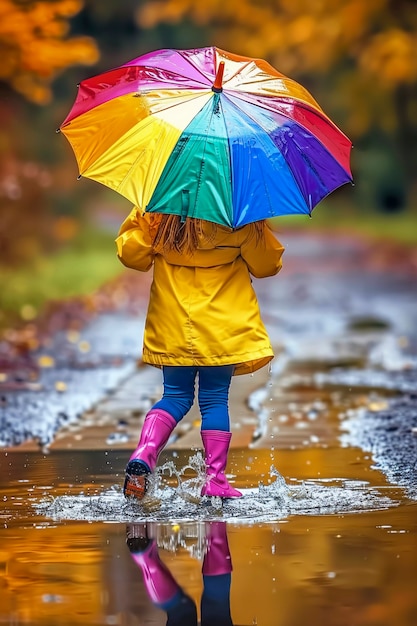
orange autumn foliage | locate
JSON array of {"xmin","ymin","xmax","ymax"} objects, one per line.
[
  {"xmin": 0, "ymin": 0, "xmax": 99, "ymax": 104},
  {"xmin": 137, "ymin": 0, "xmax": 417, "ymax": 88},
  {"xmin": 136, "ymin": 0, "xmax": 417, "ymax": 139}
]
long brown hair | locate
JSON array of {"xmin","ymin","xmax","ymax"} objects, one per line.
[{"xmin": 152, "ymin": 214, "xmax": 266, "ymax": 255}]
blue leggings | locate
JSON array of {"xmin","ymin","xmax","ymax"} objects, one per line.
[{"xmin": 152, "ymin": 365, "xmax": 234, "ymax": 431}]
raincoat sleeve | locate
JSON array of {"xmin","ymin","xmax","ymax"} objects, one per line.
[
  {"xmin": 115, "ymin": 207, "xmax": 156, "ymax": 272},
  {"xmin": 240, "ymin": 223, "xmax": 285, "ymax": 278}
]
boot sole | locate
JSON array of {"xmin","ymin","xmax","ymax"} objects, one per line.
[{"xmin": 124, "ymin": 474, "xmax": 147, "ymax": 499}]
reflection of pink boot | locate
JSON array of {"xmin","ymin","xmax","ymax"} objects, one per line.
[
  {"xmin": 127, "ymin": 525, "xmax": 197, "ymax": 622},
  {"xmin": 203, "ymin": 522, "xmax": 232, "ymax": 576},
  {"xmin": 201, "ymin": 522, "xmax": 234, "ymax": 625},
  {"xmin": 124, "ymin": 409, "xmax": 176, "ymax": 499},
  {"xmin": 130, "ymin": 540, "xmax": 180, "ymax": 606},
  {"xmin": 201, "ymin": 431, "xmax": 242, "ymax": 498}
]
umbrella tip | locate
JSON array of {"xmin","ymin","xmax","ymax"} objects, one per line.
[
  {"xmin": 56, "ymin": 128, "xmax": 61, "ymax": 134},
  {"xmin": 212, "ymin": 61, "xmax": 225, "ymax": 93}
]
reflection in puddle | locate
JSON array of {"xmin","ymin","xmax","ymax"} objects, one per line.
[
  {"xmin": 126, "ymin": 521, "xmax": 233, "ymax": 625},
  {"xmin": 2, "ymin": 512, "xmax": 416, "ymax": 626}
]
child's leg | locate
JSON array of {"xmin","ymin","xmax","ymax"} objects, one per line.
[
  {"xmin": 198, "ymin": 365, "xmax": 233, "ymax": 431},
  {"xmin": 198, "ymin": 366, "xmax": 242, "ymax": 499},
  {"xmin": 153, "ymin": 365, "xmax": 197, "ymax": 422},
  {"xmin": 124, "ymin": 366, "xmax": 197, "ymax": 499}
]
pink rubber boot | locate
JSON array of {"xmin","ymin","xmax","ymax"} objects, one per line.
[
  {"xmin": 201, "ymin": 430, "xmax": 242, "ymax": 498},
  {"xmin": 124, "ymin": 409, "xmax": 176, "ymax": 499},
  {"xmin": 202, "ymin": 522, "xmax": 232, "ymax": 576}
]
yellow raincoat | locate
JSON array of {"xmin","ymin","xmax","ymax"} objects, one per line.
[{"xmin": 116, "ymin": 207, "xmax": 284, "ymax": 375}]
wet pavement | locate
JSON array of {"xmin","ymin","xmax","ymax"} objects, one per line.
[{"xmin": 1, "ymin": 231, "xmax": 417, "ymax": 625}]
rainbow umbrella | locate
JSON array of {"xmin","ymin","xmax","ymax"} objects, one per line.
[{"xmin": 60, "ymin": 46, "xmax": 353, "ymax": 228}]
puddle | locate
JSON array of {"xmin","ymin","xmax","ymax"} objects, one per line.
[
  {"xmin": 0, "ymin": 442, "xmax": 415, "ymax": 623},
  {"xmin": 1, "ymin": 233, "xmax": 417, "ymax": 624},
  {"xmin": 1, "ymin": 505, "xmax": 416, "ymax": 625},
  {"xmin": 1, "ymin": 357, "xmax": 416, "ymax": 623}
]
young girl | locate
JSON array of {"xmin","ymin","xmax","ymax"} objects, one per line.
[{"xmin": 116, "ymin": 208, "xmax": 284, "ymax": 500}]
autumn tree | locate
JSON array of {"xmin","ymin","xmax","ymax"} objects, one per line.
[
  {"xmin": 137, "ymin": 0, "xmax": 417, "ymax": 208},
  {"xmin": 0, "ymin": 0, "xmax": 99, "ymax": 266},
  {"xmin": 0, "ymin": 0, "xmax": 99, "ymax": 104}
]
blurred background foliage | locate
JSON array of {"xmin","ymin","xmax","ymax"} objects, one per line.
[{"xmin": 0, "ymin": 0, "xmax": 416, "ymax": 328}]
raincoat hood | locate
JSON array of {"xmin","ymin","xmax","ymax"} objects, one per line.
[{"xmin": 154, "ymin": 222, "xmax": 258, "ymax": 268}]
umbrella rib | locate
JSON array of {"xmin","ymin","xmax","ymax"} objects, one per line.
[
  {"xmin": 175, "ymin": 48, "xmax": 219, "ymax": 86},
  {"xmin": 221, "ymin": 60, "xmax": 254, "ymax": 86},
  {"xmin": 215, "ymin": 95, "xmax": 234, "ymax": 227},
  {"xmin": 194, "ymin": 95, "xmax": 220, "ymax": 214},
  {"xmin": 138, "ymin": 68, "xmax": 209, "ymax": 90},
  {"xmin": 230, "ymin": 92, "xmax": 338, "ymax": 137},
  {"xmin": 143, "ymin": 90, "xmax": 210, "ymax": 117},
  {"xmin": 119, "ymin": 49, "xmax": 212, "ymax": 87}
]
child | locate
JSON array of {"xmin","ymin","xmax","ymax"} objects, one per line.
[{"xmin": 116, "ymin": 208, "xmax": 284, "ymax": 499}]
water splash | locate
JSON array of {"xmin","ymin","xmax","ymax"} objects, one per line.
[
  {"xmin": 258, "ymin": 465, "xmax": 289, "ymax": 499},
  {"xmin": 161, "ymin": 452, "xmax": 207, "ymax": 504},
  {"xmin": 33, "ymin": 460, "xmax": 399, "ymax": 524}
]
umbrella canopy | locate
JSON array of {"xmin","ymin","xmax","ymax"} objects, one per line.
[{"xmin": 60, "ymin": 46, "xmax": 353, "ymax": 228}]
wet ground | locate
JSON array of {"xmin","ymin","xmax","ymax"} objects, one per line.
[{"xmin": 1, "ymin": 231, "xmax": 417, "ymax": 625}]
